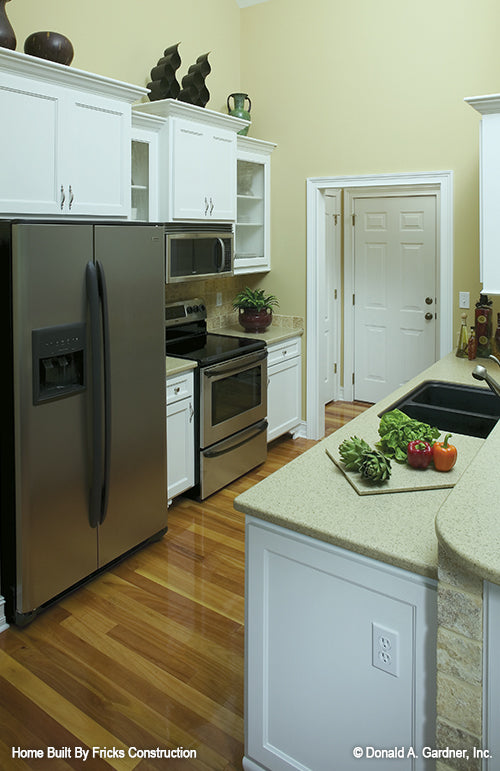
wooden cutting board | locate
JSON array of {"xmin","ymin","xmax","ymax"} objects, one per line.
[{"xmin": 325, "ymin": 431, "xmax": 484, "ymax": 495}]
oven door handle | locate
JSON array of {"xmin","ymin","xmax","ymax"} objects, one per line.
[
  {"xmin": 202, "ymin": 420, "xmax": 268, "ymax": 458},
  {"xmin": 204, "ymin": 350, "xmax": 267, "ymax": 378}
]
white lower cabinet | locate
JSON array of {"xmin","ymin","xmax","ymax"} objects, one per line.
[
  {"xmin": 166, "ymin": 370, "xmax": 195, "ymax": 503},
  {"xmin": 267, "ymin": 337, "xmax": 302, "ymax": 442},
  {"xmin": 245, "ymin": 517, "xmax": 437, "ymax": 771}
]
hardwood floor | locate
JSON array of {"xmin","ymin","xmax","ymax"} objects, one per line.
[{"xmin": 0, "ymin": 401, "xmax": 369, "ymax": 771}]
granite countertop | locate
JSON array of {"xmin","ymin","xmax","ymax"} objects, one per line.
[
  {"xmin": 166, "ymin": 356, "xmax": 197, "ymax": 377},
  {"xmin": 234, "ymin": 353, "xmax": 500, "ymax": 583},
  {"xmin": 215, "ymin": 324, "xmax": 303, "ymax": 345}
]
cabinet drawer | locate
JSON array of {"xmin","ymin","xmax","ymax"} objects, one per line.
[
  {"xmin": 166, "ymin": 371, "xmax": 193, "ymax": 405},
  {"xmin": 267, "ymin": 337, "xmax": 301, "ymax": 366}
]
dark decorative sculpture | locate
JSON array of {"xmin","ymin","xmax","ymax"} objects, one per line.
[
  {"xmin": 178, "ymin": 53, "xmax": 211, "ymax": 108},
  {"xmin": 147, "ymin": 43, "xmax": 181, "ymax": 102},
  {"xmin": 0, "ymin": 0, "xmax": 16, "ymax": 50},
  {"xmin": 24, "ymin": 31, "xmax": 74, "ymax": 65}
]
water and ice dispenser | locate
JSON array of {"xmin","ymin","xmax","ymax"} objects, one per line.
[{"xmin": 32, "ymin": 322, "xmax": 86, "ymax": 404}]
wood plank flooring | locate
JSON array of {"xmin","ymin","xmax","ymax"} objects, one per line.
[{"xmin": 0, "ymin": 401, "xmax": 369, "ymax": 771}]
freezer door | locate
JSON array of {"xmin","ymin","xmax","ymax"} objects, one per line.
[
  {"xmin": 12, "ymin": 222, "xmax": 98, "ymax": 614},
  {"xmin": 93, "ymin": 224, "xmax": 167, "ymax": 566}
]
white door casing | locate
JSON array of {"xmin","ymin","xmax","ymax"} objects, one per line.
[
  {"xmin": 352, "ymin": 195, "xmax": 437, "ymax": 403},
  {"xmin": 306, "ymin": 171, "xmax": 454, "ymax": 439},
  {"xmin": 321, "ymin": 191, "xmax": 341, "ymax": 405}
]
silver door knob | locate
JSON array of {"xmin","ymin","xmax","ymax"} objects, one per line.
[{"xmin": 425, "ymin": 312, "xmax": 433, "ymax": 320}]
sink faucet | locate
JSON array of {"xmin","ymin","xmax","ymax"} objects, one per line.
[{"xmin": 472, "ymin": 355, "xmax": 500, "ymax": 397}]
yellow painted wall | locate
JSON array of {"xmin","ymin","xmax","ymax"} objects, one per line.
[
  {"xmin": 8, "ymin": 0, "xmax": 241, "ymax": 113},
  {"xmin": 240, "ymin": 0, "xmax": 500, "ymax": 338}
]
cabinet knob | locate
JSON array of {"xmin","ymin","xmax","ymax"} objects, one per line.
[
  {"xmin": 174, "ymin": 386, "xmax": 180, "ymax": 394},
  {"xmin": 425, "ymin": 312, "xmax": 433, "ymax": 321},
  {"xmin": 425, "ymin": 297, "xmax": 433, "ymax": 305}
]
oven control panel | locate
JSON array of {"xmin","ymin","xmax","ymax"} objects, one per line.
[{"xmin": 165, "ymin": 298, "xmax": 207, "ymax": 327}]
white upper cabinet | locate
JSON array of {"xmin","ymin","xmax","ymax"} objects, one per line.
[
  {"xmin": 133, "ymin": 99, "xmax": 248, "ymax": 222},
  {"xmin": 0, "ymin": 48, "xmax": 146, "ymax": 218},
  {"xmin": 466, "ymin": 94, "xmax": 500, "ymax": 293},
  {"xmin": 235, "ymin": 136, "xmax": 276, "ymax": 274}
]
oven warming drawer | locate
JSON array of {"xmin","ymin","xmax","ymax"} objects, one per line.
[{"xmin": 199, "ymin": 419, "xmax": 267, "ymax": 499}]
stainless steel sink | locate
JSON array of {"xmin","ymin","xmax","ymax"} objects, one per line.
[{"xmin": 380, "ymin": 380, "xmax": 500, "ymax": 438}]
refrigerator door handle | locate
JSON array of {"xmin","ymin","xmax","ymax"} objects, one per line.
[
  {"xmin": 86, "ymin": 261, "xmax": 103, "ymax": 529},
  {"xmin": 85, "ymin": 261, "xmax": 112, "ymax": 529},
  {"xmin": 96, "ymin": 260, "xmax": 111, "ymax": 525}
]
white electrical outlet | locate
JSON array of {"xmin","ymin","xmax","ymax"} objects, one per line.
[
  {"xmin": 459, "ymin": 291, "xmax": 470, "ymax": 309},
  {"xmin": 372, "ymin": 623, "xmax": 399, "ymax": 677}
]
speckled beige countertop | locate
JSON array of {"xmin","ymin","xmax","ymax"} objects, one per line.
[
  {"xmin": 166, "ymin": 356, "xmax": 197, "ymax": 377},
  {"xmin": 234, "ymin": 353, "xmax": 500, "ymax": 583},
  {"xmin": 214, "ymin": 324, "xmax": 303, "ymax": 345}
]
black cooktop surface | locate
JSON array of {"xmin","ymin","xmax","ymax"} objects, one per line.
[{"xmin": 166, "ymin": 331, "xmax": 266, "ymax": 366}]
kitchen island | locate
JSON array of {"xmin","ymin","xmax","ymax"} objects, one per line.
[{"xmin": 235, "ymin": 353, "xmax": 500, "ymax": 771}]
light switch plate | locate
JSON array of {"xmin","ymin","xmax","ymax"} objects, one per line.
[{"xmin": 459, "ymin": 291, "xmax": 470, "ymax": 309}]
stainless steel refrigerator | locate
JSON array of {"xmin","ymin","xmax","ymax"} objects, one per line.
[{"xmin": 0, "ymin": 221, "xmax": 167, "ymax": 625}]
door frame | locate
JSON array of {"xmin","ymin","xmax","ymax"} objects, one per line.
[{"xmin": 306, "ymin": 170, "xmax": 454, "ymax": 440}]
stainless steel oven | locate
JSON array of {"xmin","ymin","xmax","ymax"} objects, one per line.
[
  {"xmin": 201, "ymin": 349, "xmax": 267, "ymax": 446},
  {"xmin": 165, "ymin": 299, "xmax": 268, "ymax": 499}
]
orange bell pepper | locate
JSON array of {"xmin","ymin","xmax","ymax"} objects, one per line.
[{"xmin": 432, "ymin": 433, "xmax": 457, "ymax": 472}]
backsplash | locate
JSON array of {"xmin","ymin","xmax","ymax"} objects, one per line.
[{"xmin": 165, "ymin": 276, "xmax": 304, "ymax": 332}]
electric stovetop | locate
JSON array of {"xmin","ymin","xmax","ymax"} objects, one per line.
[{"xmin": 165, "ymin": 330, "xmax": 266, "ymax": 366}]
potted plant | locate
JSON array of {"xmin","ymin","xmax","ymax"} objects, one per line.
[{"xmin": 232, "ymin": 287, "xmax": 279, "ymax": 332}]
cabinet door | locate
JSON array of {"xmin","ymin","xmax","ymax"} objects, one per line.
[
  {"xmin": 171, "ymin": 118, "xmax": 235, "ymax": 221},
  {"xmin": 0, "ymin": 73, "xmax": 62, "ymax": 214},
  {"xmin": 267, "ymin": 354, "xmax": 301, "ymax": 442},
  {"xmin": 207, "ymin": 127, "xmax": 236, "ymax": 220},
  {"xmin": 64, "ymin": 92, "xmax": 131, "ymax": 217},
  {"xmin": 167, "ymin": 395, "xmax": 195, "ymax": 501}
]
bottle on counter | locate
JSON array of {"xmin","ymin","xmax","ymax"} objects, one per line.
[
  {"xmin": 468, "ymin": 326, "xmax": 477, "ymax": 360},
  {"xmin": 455, "ymin": 312, "xmax": 469, "ymax": 358},
  {"xmin": 475, "ymin": 293, "xmax": 493, "ymax": 358}
]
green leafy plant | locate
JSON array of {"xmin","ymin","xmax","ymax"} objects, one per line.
[{"xmin": 232, "ymin": 287, "xmax": 279, "ymax": 312}]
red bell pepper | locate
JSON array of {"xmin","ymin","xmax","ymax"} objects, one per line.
[{"xmin": 407, "ymin": 440, "xmax": 433, "ymax": 469}]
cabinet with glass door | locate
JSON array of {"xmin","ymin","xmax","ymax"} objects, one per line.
[
  {"xmin": 131, "ymin": 111, "xmax": 164, "ymax": 221},
  {"xmin": 235, "ymin": 137, "xmax": 276, "ymax": 275}
]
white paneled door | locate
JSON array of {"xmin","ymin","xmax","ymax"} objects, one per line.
[{"xmin": 353, "ymin": 195, "xmax": 437, "ymax": 403}]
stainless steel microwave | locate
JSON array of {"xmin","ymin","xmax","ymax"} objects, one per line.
[{"xmin": 164, "ymin": 223, "xmax": 233, "ymax": 283}]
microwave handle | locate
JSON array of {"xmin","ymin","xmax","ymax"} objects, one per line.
[{"xmin": 217, "ymin": 238, "xmax": 225, "ymax": 272}]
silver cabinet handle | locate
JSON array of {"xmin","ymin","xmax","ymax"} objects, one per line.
[
  {"xmin": 210, "ymin": 197, "xmax": 214, "ymax": 215},
  {"xmin": 189, "ymin": 402, "xmax": 194, "ymax": 423},
  {"xmin": 204, "ymin": 197, "xmax": 209, "ymax": 216},
  {"xmin": 68, "ymin": 185, "xmax": 74, "ymax": 210},
  {"xmin": 60, "ymin": 185, "xmax": 65, "ymax": 210}
]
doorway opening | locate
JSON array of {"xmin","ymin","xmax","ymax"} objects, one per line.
[{"xmin": 306, "ymin": 171, "xmax": 454, "ymax": 440}]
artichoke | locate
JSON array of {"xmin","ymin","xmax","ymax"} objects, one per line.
[
  {"xmin": 358, "ymin": 450, "xmax": 392, "ymax": 484},
  {"xmin": 338, "ymin": 436, "xmax": 371, "ymax": 471}
]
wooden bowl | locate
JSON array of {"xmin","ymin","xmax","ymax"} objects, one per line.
[{"xmin": 24, "ymin": 32, "xmax": 74, "ymax": 66}]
